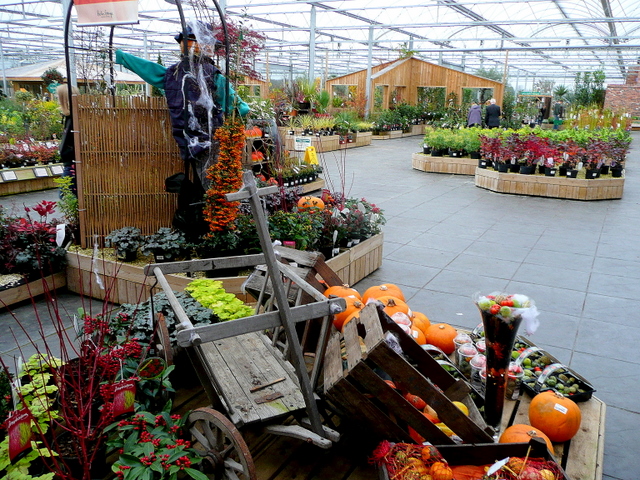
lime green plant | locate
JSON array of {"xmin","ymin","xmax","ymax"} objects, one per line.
[
  {"xmin": 53, "ymin": 176, "xmax": 79, "ymax": 229},
  {"xmin": 185, "ymin": 279, "xmax": 254, "ymax": 321}
]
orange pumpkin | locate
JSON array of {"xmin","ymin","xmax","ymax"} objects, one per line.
[
  {"xmin": 529, "ymin": 391, "xmax": 582, "ymax": 442},
  {"xmin": 410, "ymin": 327, "xmax": 427, "ymax": 345},
  {"xmin": 297, "ymin": 195, "xmax": 325, "ymax": 211},
  {"xmin": 421, "ymin": 445, "xmax": 440, "ymax": 463},
  {"xmin": 339, "ymin": 310, "xmax": 362, "ymax": 331},
  {"xmin": 362, "ymin": 283, "xmax": 405, "ymax": 303},
  {"xmin": 424, "ymin": 323, "xmax": 457, "ymax": 354},
  {"xmin": 332, "ymin": 296, "xmax": 364, "ymax": 330},
  {"xmin": 411, "ymin": 311, "xmax": 431, "ymax": 334},
  {"xmin": 430, "ymin": 461, "xmax": 454, "ymax": 480},
  {"xmin": 376, "ymin": 295, "xmax": 411, "ymax": 318},
  {"xmin": 404, "ymin": 392, "xmax": 427, "ymax": 410},
  {"xmin": 499, "ymin": 424, "xmax": 554, "ymax": 451},
  {"xmin": 323, "ymin": 284, "xmax": 361, "ymax": 300}
]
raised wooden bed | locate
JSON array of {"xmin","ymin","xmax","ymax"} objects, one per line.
[
  {"xmin": 0, "ymin": 164, "xmax": 64, "ymax": 196},
  {"xmin": 475, "ymin": 168, "xmax": 625, "ymax": 200},
  {"xmin": 402, "ymin": 124, "xmax": 426, "ymax": 137},
  {"xmin": 0, "ymin": 272, "xmax": 66, "ymax": 309},
  {"xmin": 412, "ymin": 153, "xmax": 477, "ymax": 175},
  {"xmin": 372, "ymin": 130, "xmax": 403, "ymax": 140},
  {"xmin": 284, "ymin": 134, "xmax": 340, "ymax": 153},
  {"xmin": 65, "ymin": 233, "xmax": 383, "ymax": 305}
]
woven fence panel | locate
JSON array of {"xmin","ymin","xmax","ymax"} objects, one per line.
[{"xmin": 75, "ymin": 95, "xmax": 183, "ymax": 247}]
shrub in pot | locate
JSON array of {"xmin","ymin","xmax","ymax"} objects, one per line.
[{"xmin": 105, "ymin": 226, "xmax": 142, "ymax": 262}]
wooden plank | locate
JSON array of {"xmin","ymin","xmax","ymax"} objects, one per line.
[{"xmin": 0, "ymin": 272, "xmax": 66, "ymax": 308}]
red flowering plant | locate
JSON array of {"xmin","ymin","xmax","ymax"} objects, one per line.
[
  {"xmin": 558, "ymin": 140, "xmax": 585, "ymax": 169},
  {"xmin": 104, "ymin": 406, "xmax": 207, "ymax": 480}
]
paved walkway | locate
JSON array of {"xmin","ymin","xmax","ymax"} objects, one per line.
[
  {"xmin": 321, "ymin": 132, "xmax": 640, "ymax": 480},
  {"xmin": 2, "ymin": 132, "xmax": 638, "ymax": 479}
]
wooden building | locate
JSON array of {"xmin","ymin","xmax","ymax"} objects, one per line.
[
  {"xmin": 326, "ymin": 56, "xmax": 504, "ymax": 112},
  {"xmin": 239, "ymin": 75, "xmax": 269, "ymax": 98}
]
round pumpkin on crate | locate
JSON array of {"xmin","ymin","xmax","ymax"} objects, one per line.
[
  {"xmin": 499, "ymin": 423, "xmax": 554, "ymax": 451},
  {"xmin": 528, "ymin": 390, "xmax": 582, "ymax": 442},
  {"xmin": 424, "ymin": 323, "xmax": 457, "ymax": 354},
  {"xmin": 362, "ymin": 283, "xmax": 406, "ymax": 302}
]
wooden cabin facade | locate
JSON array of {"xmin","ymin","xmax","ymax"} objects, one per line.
[
  {"xmin": 326, "ymin": 57, "xmax": 504, "ymax": 111},
  {"xmin": 239, "ymin": 75, "xmax": 269, "ymax": 98}
]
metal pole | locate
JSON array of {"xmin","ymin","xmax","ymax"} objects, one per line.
[
  {"xmin": 0, "ymin": 40, "xmax": 7, "ymax": 96},
  {"xmin": 309, "ymin": 5, "xmax": 316, "ymax": 83},
  {"xmin": 143, "ymin": 31, "xmax": 150, "ymax": 97},
  {"xmin": 364, "ymin": 26, "xmax": 373, "ymax": 118}
]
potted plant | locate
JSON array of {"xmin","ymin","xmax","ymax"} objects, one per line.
[
  {"xmin": 142, "ymin": 227, "xmax": 188, "ymax": 263},
  {"xmin": 105, "ymin": 226, "xmax": 143, "ymax": 262},
  {"xmin": 463, "ymin": 128, "xmax": 482, "ymax": 159}
]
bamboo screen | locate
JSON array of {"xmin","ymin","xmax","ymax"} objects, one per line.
[{"xmin": 74, "ymin": 95, "xmax": 183, "ymax": 247}]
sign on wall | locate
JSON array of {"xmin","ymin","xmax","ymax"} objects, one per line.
[{"xmin": 75, "ymin": 0, "xmax": 139, "ymax": 26}]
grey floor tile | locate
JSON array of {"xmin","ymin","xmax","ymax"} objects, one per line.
[
  {"xmin": 574, "ymin": 318, "xmax": 640, "ymax": 363},
  {"xmin": 582, "ymin": 292, "xmax": 640, "ymax": 328},
  {"xmin": 408, "ymin": 231, "xmax": 476, "ymax": 254},
  {"xmin": 587, "ymin": 271, "xmax": 640, "ymax": 300},
  {"xmin": 385, "ymin": 244, "xmax": 459, "ymax": 269},
  {"xmin": 506, "ymin": 280, "xmax": 587, "ymax": 317},
  {"xmin": 512, "ymin": 262, "xmax": 592, "ymax": 291},
  {"xmin": 444, "ymin": 252, "xmax": 521, "ymax": 280},
  {"xmin": 425, "ymin": 269, "xmax": 509, "ymax": 297},
  {"xmin": 404, "ymin": 289, "xmax": 482, "ymax": 330},
  {"xmin": 601, "ymin": 406, "xmax": 640, "ymax": 480}
]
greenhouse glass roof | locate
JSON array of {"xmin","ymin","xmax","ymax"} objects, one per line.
[{"xmin": 1, "ymin": 0, "xmax": 640, "ymax": 88}]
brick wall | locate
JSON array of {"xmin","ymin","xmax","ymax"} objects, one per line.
[{"xmin": 604, "ymin": 85, "xmax": 640, "ymax": 116}]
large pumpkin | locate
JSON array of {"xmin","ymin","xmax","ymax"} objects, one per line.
[
  {"xmin": 376, "ymin": 295, "xmax": 411, "ymax": 318},
  {"xmin": 499, "ymin": 423, "xmax": 554, "ymax": 451},
  {"xmin": 297, "ymin": 195, "xmax": 325, "ymax": 211},
  {"xmin": 362, "ymin": 283, "xmax": 405, "ymax": 302},
  {"xmin": 323, "ymin": 284, "xmax": 361, "ymax": 300},
  {"xmin": 529, "ymin": 391, "xmax": 582, "ymax": 442},
  {"xmin": 411, "ymin": 311, "xmax": 431, "ymax": 335},
  {"xmin": 424, "ymin": 323, "xmax": 457, "ymax": 354},
  {"xmin": 332, "ymin": 296, "xmax": 364, "ymax": 330}
]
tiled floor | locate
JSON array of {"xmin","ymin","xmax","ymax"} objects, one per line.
[
  {"xmin": 2, "ymin": 133, "xmax": 639, "ymax": 479},
  {"xmin": 320, "ymin": 133, "xmax": 639, "ymax": 480}
]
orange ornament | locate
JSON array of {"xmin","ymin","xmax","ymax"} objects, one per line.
[
  {"xmin": 338, "ymin": 310, "xmax": 362, "ymax": 331},
  {"xmin": 324, "ymin": 284, "xmax": 361, "ymax": 300},
  {"xmin": 410, "ymin": 327, "xmax": 427, "ymax": 345},
  {"xmin": 297, "ymin": 195, "xmax": 325, "ymax": 211},
  {"xmin": 362, "ymin": 283, "xmax": 405, "ymax": 303},
  {"xmin": 499, "ymin": 424, "xmax": 554, "ymax": 451},
  {"xmin": 529, "ymin": 391, "xmax": 582, "ymax": 442},
  {"xmin": 424, "ymin": 323, "xmax": 457, "ymax": 354}
]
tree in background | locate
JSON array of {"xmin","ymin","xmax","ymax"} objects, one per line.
[
  {"xmin": 573, "ymin": 70, "xmax": 605, "ymax": 107},
  {"xmin": 151, "ymin": 54, "xmax": 164, "ymax": 97}
]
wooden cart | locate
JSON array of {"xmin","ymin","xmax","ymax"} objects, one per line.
[{"xmin": 144, "ymin": 173, "xmax": 346, "ymax": 479}]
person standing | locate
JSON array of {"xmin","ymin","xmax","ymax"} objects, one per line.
[
  {"xmin": 553, "ymin": 100, "xmax": 564, "ymax": 130},
  {"xmin": 467, "ymin": 101, "xmax": 482, "ymax": 127},
  {"xmin": 56, "ymin": 80, "xmax": 80, "ymax": 195},
  {"xmin": 484, "ymin": 98, "xmax": 501, "ymax": 129}
]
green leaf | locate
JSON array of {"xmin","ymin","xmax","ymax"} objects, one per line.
[{"xmin": 184, "ymin": 467, "xmax": 210, "ymax": 480}]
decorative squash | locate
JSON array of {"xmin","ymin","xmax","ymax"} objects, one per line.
[
  {"xmin": 539, "ymin": 469, "xmax": 557, "ymax": 480},
  {"xmin": 506, "ymin": 457, "xmax": 526, "ymax": 475},
  {"xmin": 332, "ymin": 296, "xmax": 364, "ymax": 331},
  {"xmin": 499, "ymin": 423, "xmax": 554, "ymax": 451},
  {"xmin": 362, "ymin": 283, "xmax": 405, "ymax": 303},
  {"xmin": 404, "ymin": 392, "xmax": 427, "ymax": 410},
  {"xmin": 528, "ymin": 391, "xmax": 582, "ymax": 442},
  {"xmin": 430, "ymin": 461, "xmax": 454, "ymax": 480},
  {"xmin": 410, "ymin": 327, "xmax": 427, "ymax": 345},
  {"xmin": 420, "ymin": 445, "xmax": 439, "ymax": 463},
  {"xmin": 423, "ymin": 404, "xmax": 439, "ymax": 423},
  {"xmin": 339, "ymin": 310, "xmax": 362, "ymax": 331},
  {"xmin": 323, "ymin": 284, "xmax": 361, "ymax": 300},
  {"xmin": 424, "ymin": 323, "xmax": 457, "ymax": 354},
  {"xmin": 376, "ymin": 295, "xmax": 412, "ymax": 318},
  {"xmin": 411, "ymin": 311, "xmax": 431, "ymax": 335},
  {"xmin": 297, "ymin": 195, "xmax": 325, "ymax": 211}
]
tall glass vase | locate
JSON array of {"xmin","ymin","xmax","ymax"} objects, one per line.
[{"xmin": 478, "ymin": 307, "xmax": 523, "ymax": 433}]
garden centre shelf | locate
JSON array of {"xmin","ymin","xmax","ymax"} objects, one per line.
[{"xmin": 0, "ymin": 163, "xmax": 64, "ymax": 196}]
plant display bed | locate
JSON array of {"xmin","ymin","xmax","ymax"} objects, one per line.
[
  {"xmin": 0, "ymin": 272, "xmax": 66, "ymax": 308},
  {"xmin": 372, "ymin": 130, "xmax": 403, "ymax": 140},
  {"xmin": 0, "ymin": 163, "xmax": 64, "ymax": 196},
  {"xmin": 475, "ymin": 168, "xmax": 625, "ymax": 200},
  {"xmin": 300, "ymin": 177, "xmax": 326, "ymax": 194},
  {"xmin": 412, "ymin": 152, "xmax": 477, "ymax": 175},
  {"xmin": 402, "ymin": 124, "xmax": 426, "ymax": 137},
  {"xmin": 284, "ymin": 134, "xmax": 341, "ymax": 153},
  {"xmin": 64, "ymin": 233, "xmax": 383, "ymax": 305}
]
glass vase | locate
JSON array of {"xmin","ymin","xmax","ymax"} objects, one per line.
[{"xmin": 478, "ymin": 307, "xmax": 523, "ymax": 433}]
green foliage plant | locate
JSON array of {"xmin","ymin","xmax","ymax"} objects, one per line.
[
  {"xmin": 105, "ymin": 227, "xmax": 143, "ymax": 260},
  {"xmin": 53, "ymin": 176, "xmax": 78, "ymax": 229},
  {"xmin": 268, "ymin": 210, "xmax": 321, "ymax": 251},
  {"xmin": 185, "ymin": 279, "xmax": 254, "ymax": 321},
  {"xmin": 141, "ymin": 228, "xmax": 187, "ymax": 261}
]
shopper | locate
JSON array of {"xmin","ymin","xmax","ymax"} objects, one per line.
[
  {"xmin": 467, "ymin": 102, "xmax": 482, "ymax": 127},
  {"xmin": 484, "ymin": 98, "xmax": 501, "ymax": 129},
  {"xmin": 56, "ymin": 80, "xmax": 80, "ymax": 195},
  {"xmin": 553, "ymin": 99, "xmax": 564, "ymax": 130}
]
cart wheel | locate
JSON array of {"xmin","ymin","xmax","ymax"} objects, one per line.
[
  {"xmin": 153, "ymin": 312, "xmax": 173, "ymax": 366},
  {"xmin": 187, "ymin": 407, "xmax": 256, "ymax": 480}
]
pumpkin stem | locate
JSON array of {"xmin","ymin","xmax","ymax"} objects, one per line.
[{"xmin": 386, "ymin": 298, "xmax": 397, "ymax": 307}]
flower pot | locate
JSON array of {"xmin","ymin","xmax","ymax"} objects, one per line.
[
  {"xmin": 509, "ymin": 163, "xmax": 520, "ymax": 173},
  {"xmin": 519, "ymin": 165, "xmax": 536, "ymax": 175},
  {"xmin": 478, "ymin": 159, "xmax": 488, "ymax": 169},
  {"xmin": 430, "ymin": 149, "xmax": 444, "ymax": 157},
  {"xmin": 116, "ymin": 248, "xmax": 137, "ymax": 262},
  {"xmin": 600, "ymin": 165, "xmax": 610, "ymax": 175},
  {"xmin": 566, "ymin": 169, "xmax": 579, "ymax": 178},
  {"xmin": 496, "ymin": 163, "xmax": 509, "ymax": 173},
  {"xmin": 559, "ymin": 166, "xmax": 568, "ymax": 176},
  {"xmin": 423, "ymin": 146, "xmax": 431, "ymax": 155},
  {"xmin": 585, "ymin": 168, "xmax": 600, "ymax": 179},
  {"xmin": 537, "ymin": 165, "xmax": 545, "ymax": 174},
  {"xmin": 544, "ymin": 167, "xmax": 557, "ymax": 177},
  {"xmin": 470, "ymin": 151, "xmax": 481, "ymax": 159},
  {"xmin": 611, "ymin": 167, "xmax": 623, "ymax": 177}
]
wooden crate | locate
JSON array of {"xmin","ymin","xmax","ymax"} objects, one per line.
[
  {"xmin": 372, "ymin": 130, "xmax": 403, "ymax": 140},
  {"xmin": 412, "ymin": 153, "xmax": 477, "ymax": 175},
  {"xmin": 475, "ymin": 168, "xmax": 625, "ymax": 200},
  {"xmin": 324, "ymin": 304, "xmax": 494, "ymax": 445}
]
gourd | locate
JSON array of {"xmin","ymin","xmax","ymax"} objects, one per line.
[
  {"xmin": 423, "ymin": 323, "xmax": 457, "ymax": 354},
  {"xmin": 411, "ymin": 311, "xmax": 431, "ymax": 335},
  {"xmin": 499, "ymin": 423, "xmax": 553, "ymax": 451},
  {"xmin": 362, "ymin": 283, "xmax": 405, "ymax": 302},
  {"xmin": 297, "ymin": 195, "xmax": 325, "ymax": 210},
  {"xmin": 376, "ymin": 295, "xmax": 412, "ymax": 318},
  {"xmin": 528, "ymin": 390, "xmax": 582, "ymax": 442},
  {"xmin": 429, "ymin": 461, "xmax": 453, "ymax": 480},
  {"xmin": 323, "ymin": 284, "xmax": 361, "ymax": 300},
  {"xmin": 332, "ymin": 296, "xmax": 364, "ymax": 330}
]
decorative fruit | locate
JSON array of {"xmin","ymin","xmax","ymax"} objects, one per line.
[
  {"xmin": 423, "ymin": 404, "xmax": 439, "ymax": 423},
  {"xmin": 435, "ymin": 422, "xmax": 455, "ymax": 437},
  {"xmin": 529, "ymin": 390, "xmax": 582, "ymax": 442},
  {"xmin": 411, "ymin": 311, "xmax": 431, "ymax": 334},
  {"xmin": 539, "ymin": 469, "xmax": 557, "ymax": 480},
  {"xmin": 362, "ymin": 283, "xmax": 405, "ymax": 302},
  {"xmin": 506, "ymin": 457, "xmax": 526, "ymax": 474},
  {"xmin": 406, "ymin": 458, "xmax": 429, "ymax": 475},
  {"xmin": 410, "ymin": 327, "xmax": 427, "ymax": 345},
  {"xmin": 404, "ymin": 393, "xmax": 427, "ymax": 410},
  {"xmin": 421, "ymin": 444, "xmax": 439, "ymax": 463},
  {"xmin": 297, "ymin": 195, "xmax": 325, "ymax": 211},
  {"xmin": 430, "ymin": 461, "xmax": 453, "ymax": 480},
  {"xmin": 377, "ymin": 295, "xmax": 411, "ymax": 317},
  {"xmin": 338, "ymin": 310, "xmax": 361, "ymax": 331},
  {"xmin": 520, "ymin": 466, "xmax": 543, "ymax": 480},
  {"xmin": 323, "ymin": 284, "xmax": 361, "ymax": 300},
  {"xmin": 424, "ymin": 323, "xmax": 457, "ymax": 354},
  {"xmin": 499, "ymin": 424, "xmax": 553, "ymax": 451},
  {"xmin": 332, "ymin": 296, "xmax": 364, "ymax": 330},
  {"xmin": 451, "ymin": 401, "xmax": 469, "ymax": 416}
]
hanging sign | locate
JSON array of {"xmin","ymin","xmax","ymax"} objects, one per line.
[
  {"xmin": 75, "ymin": 0, "xmax": 139, "ymax": 27},
  {"xmin": 303, "ymin": 146, "xmax": 318, "ymax": 165}
]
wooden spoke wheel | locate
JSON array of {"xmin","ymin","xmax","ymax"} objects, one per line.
[
  {"xmin": 153, "ymin": 312, "xmax": 173, "ymax": 366},
  {"xmin": 187, "ymin": 407, "xmax": 256, "ymax": 480}
]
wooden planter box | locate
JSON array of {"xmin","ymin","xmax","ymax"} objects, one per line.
[
  {"xmin": 64, "ymin": 233, "xmax": 383, "ymax": 305},
  {"xmin": 324, "ymin": 303, "xmax": 492, "ymax": 445},
  {"xmin": 0, "ymin": 164, "xmax": 64, "ymax": 196},
  {"xmin": 372, "ymin": 130, "xmax": 403, "ymax": 140},
  {"xmin": 475, "ymin": 168, "xmax": 624, "ymax": 200},
  {"xmin": 402, "ymin": 124, "xmax": 426, "ymax": 137},
  {"xmin": 284, "ymin": 134, "xmax": 340, "ymax": 153},
  {"xmin": 412, "ymin": 153, "xmax": 476, "ymax": 175},
  {"xmin": 0, "ymin": 272, "xmax": 67, "ymax": 309}
]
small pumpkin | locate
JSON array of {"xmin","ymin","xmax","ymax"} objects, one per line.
[
  {"xmin": 411, "ymin": 311, "xmax": 431, "ymax": 334},
  {"xmin": 423, "ymin": 404, "xmax": 439, "ymax": 423},
  {"xmin": 339, "ymin": 310, "xmax": 361, "ymax": 331},
  {"xmin": 362, "ymin": 283, "xmax": 405, "ymax": 302},
  {"xmin": 506, "ymin": 457, "xmax": 526, "ymax": 474},
  {"xmin": 323, "ymin": 284, "xmax": 361, "ymax": 300},
  {"xmin": 404, "ymin": 392, "xmax": 427, "ymax": 410},
  {"xmin": 376, "ymin": 295, "xmax": 412, "ymax": 318},
  {"xmin": 529, "ymin": 390, "xmax": 582, "ymax": 442},
  {"xmin": 539, "ymin": 469, "xmax": 557, "ymax": 480},
  {"xmin": 430, "ymin": 461, "xmax": 453, "ymax": 480},
  {"xmin": 297, "ymin": 195, "xmax": 325, "ymax": 211},
  {"xmin": 424, "ymin": 323, "xmax": 457, "ymax": 354},
  {"xmin": 332, "ymin": 296, "xmax": 364, "ymax": 330},
  {"xmin": 410, "ymin": 327, "xmax": 427, "ymax": 345},
  {"xmin": 499, "ymin": 423, "xmax": 553, "ymax": 451},
  {"xmin": 420, "ymin": 445, "xmax": 439, "ymax": 463}
]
